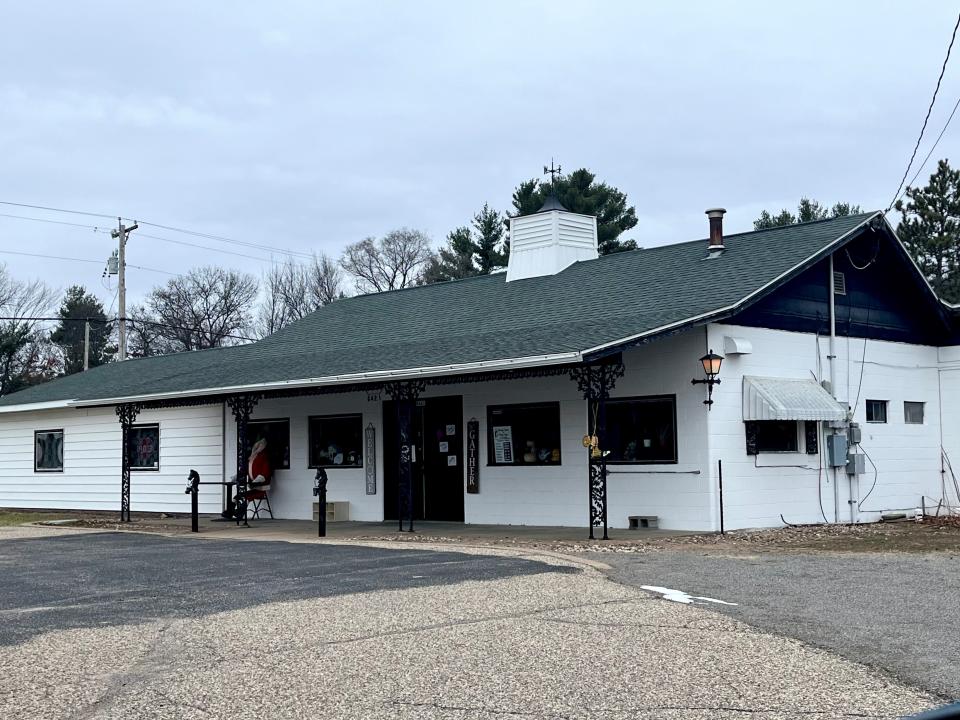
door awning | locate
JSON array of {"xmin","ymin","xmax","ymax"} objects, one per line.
[{"xmin": 742, "ymin": 376, "xmax": 847, "ymax": 422}]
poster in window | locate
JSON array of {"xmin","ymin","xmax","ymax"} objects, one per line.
[
  {"xmin": 466, "ymin": 418, "xmax": 479, "ymax": 493},
  {"xmin": 129, "ymin": 425, "xmax": 160, "ymax": 470},
  {"xmin": 492, "ymin": 426, "xmax": 513, "ymax": 464},
  {"xmin": 34, "ymin": 430, "xmax": 64, "ymax": 471}
]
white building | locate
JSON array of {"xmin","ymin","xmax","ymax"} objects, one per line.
[{"xmin": 2, "ymin": 201, "xmax": 959, "ymax": 533}]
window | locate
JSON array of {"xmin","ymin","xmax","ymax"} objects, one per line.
[
  {"xmin": 756, "ymin": 421, "xmax": 800, "ymax": 453},
  {"xmin": 487, "ymin": 402, "xmax": 561, "ymax": 466},
  {"xmin": 248, "ymin": 419, "xmax": 290, "ymax": 469},
  {"xmin": 308, "ymin": 414, "xmax": 363, "ymax": 468},
  {"xmin": 34, "ymin": 430, "xmax": 64, "ymax": 472},
  {"xmin": 866, "ymin": 400, "xmax": 887, "ymax": 424},
  {"xmin": 597, "ymin": 395, "xmax": 677, "ymax": 464},
  {"xmin": 904, "ymin": 401, "xmax": 925, "ymax": 425},
  {"xmin": 128, "ymin": 424, "xmax": 160, "ymax": 470}
]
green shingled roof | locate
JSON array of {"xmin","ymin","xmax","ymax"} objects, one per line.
[{"xmin": 0, "ymin": 212, "xmax": 879, "ymax": 408}]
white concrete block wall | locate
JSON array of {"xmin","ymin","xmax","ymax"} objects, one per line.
[
  {"xmin": 0, "ymin": 404, "xmax": 223, "ymax": 514},
  {"xmin": 936, "ymin": 345, "xmax": 960, "ymax": 510},
  {"xmin": 460, "ymin": 330, "xmax": 712, "ymax": 530},
  {"xmin": 707, "ymin": 323, "xmax": 944, "ymax": 529},
  {"xmin": 226, "ymin": 392, "xmax": 384, "ymax": 522},
  {"xmin": 223, "ymin": 330, "xmax": 713, "ymax": 529}
]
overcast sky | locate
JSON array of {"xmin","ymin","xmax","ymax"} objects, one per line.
[{"xmin": 2, "ymin": 1, "xmax": 959, "ymax": 307}]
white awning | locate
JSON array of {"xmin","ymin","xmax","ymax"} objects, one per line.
[{"xmin": 742, "ymin": 376, "xmax": 847, "ymax": 422}]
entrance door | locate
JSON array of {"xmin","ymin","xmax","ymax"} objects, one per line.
[{"xmin": 384, "ymin": 395, "xmax": 464, "ymax": 522}]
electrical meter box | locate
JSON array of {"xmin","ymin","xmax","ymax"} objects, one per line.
[
  {"xmin": 826, "ymin": 434, "xmax": 848, "ymax": 467},
  {"xmin": 848, "ymin": 423, "xmax": 862, "ymax": 445},
  {"xmin": 846, "ymin": 452, "xmax": 865, "ymax": 476}
]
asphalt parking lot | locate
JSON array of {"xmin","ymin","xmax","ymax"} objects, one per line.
[
  {"xmin": 606, "ymin": 550, "xmax": 960, "ymax": 700},
  {"xmin": 0, "ymin": 531, "xmax": 570, "ymax": 646},
  {"xmin": 0, "ymin": 530, "xmax": 941, "ymax": 719}
]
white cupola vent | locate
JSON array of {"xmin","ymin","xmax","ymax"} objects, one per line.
[{"xmin": 505, "ymin": 196, "xmax": 599, "ymax": 282}]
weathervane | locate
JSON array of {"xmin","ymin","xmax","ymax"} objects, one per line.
[{"xmin": 543, "ymin": 158, "xmax": 562, "ymax": 189}]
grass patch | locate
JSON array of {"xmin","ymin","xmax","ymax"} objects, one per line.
[{"xmin": 0, "ymin": 509, "xmax": 72, "ymax": 527}]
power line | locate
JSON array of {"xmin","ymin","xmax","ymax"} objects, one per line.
[
  {"xmin": 0, "ymin": 249, "xmax": 102, "ymax": 265},
  {"xmin": 0, "ymin": 248, "xmax": 174, "ymax": 275},
  {"xmin": 0, "ymin": 212, "xmax": 107, "ymax": 231},
  {"xmin": 0, "ymin": 200, "xmax": 119, "ymax": 220},
  {"xmin": 135, "ymin": 231, "xmax": 276, "ymax": 263},
  {"xmin": 136, "ymin": 220, "xmax": 314, "ymax": 260},
  {"xmin": 0, "ymin": 199, "xmax": 314, "ymax": 260},
  {"xmin": 901, "ymin": 93, "xmax": 960, "ymax": 196},
  {"xmin": 0, "ymin": 209, "xmax": 293, "ymax": 264},
  {"xmin": 886, "ymin": 11, "xmax": 960, "ymax": 212}
]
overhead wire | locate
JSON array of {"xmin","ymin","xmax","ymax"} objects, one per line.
[
  {"xmin": 0, "ymin": 210, "xmax": 292, "ymax": 264},
  {"xmin": 886, "ymin": 10, "xmax": 960, "ymax": 212},
  {"xmin": 0, "ymin": 248, "xmax": 174, "ymax": 275},
  {"xmin": 900, "ymin": 93, "xmax": 960, "ymax": 200},
  {"xmin": 0, "ymin": 199, "xmax": 313, "ymax": 260}
]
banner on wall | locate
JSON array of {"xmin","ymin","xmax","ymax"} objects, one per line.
[
  {"xmin": 466, "ymin": 418, "xmax": 480, "ymax": 494},
  {"xmin": 365, "ymin": 423, "xmax": 376, "ymax": 495}
]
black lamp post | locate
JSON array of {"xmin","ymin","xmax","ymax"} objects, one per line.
[{"xmin": 691, "ymin": 350, "xmax": 723, "ymax": 408}]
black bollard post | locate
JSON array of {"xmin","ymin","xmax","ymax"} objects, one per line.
[
  {"xmin": 313, "ymin": 468, "xmax": 328, "ymax": 538},
  {"xmin": 185, "ymin": 469, "xmax": 200, "ymax": 533}
]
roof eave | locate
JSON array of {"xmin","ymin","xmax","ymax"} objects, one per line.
[{"xmin": 66, "ymin": 351, "xmax": 583, "ymax": 408}]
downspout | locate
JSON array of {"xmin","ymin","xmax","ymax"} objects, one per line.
[{"xmin": 828, "ymin": 255, "xmax": 840, "ymax": 523}]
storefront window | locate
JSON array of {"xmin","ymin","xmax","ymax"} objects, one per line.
[
  {"xmin": 34, "ymin": 429, "xmax": 64, "ymax": 472},
  {"xmin": 129, "ymin": 424, "xmax": 160, "ymax": 470},
  {"xmin": 308, "ymin": 414, "xmax": 363, "ymax": 468},
  {"xmin": 598, "ymin": 395, "xmax": 677, "ymax": 464},
  {"xmin": 248, "ymin": 419, "xmax": 290, "ymax": 469},
  {"xmin": 487, "ymin": 402, "xmax": 561, "ymax": 466}
]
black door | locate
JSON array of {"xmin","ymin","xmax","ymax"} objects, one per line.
[{"xmin": 384, "ymin": 396, "xmax": 464, "ymax": 522}]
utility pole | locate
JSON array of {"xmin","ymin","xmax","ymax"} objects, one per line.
[
  {"xmin": 111, "ymin": 218, "xmax": 138, "ymax": 361},
  {"xmin": 83, "ymin": 320, "xmax": 90, "ymax": 371}
]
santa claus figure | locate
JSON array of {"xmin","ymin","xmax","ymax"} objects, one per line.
[{"xmin": 247, "ymin": 437, "xmax": 271, "ymax": 489}]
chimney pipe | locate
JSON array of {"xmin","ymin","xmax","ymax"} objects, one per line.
[{"xmin": 706, "ymin": 208, "xmax": 726, "ymax": 252}]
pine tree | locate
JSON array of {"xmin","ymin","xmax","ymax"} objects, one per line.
[
  {"xmin": 895, "ymin": 159, "xmax": 960, "ymax": 302},
  {"xmin": 472, "ymin": 203, "xmax": 507, "ymax": 273},
  {"xmin": 422, "ymin": 204, "xmax": 508, "ymax": 283},
  {"xmin": 422, "ymin": 227, "xmax": 478, "ymax": 284},
  {"xmin": 509, "ymin": 168, "xmax": 638, "ymax": 255},
  {"xmin": 50, "ymin": 286, "xmax": 113, "ymax": 374},
  {"xmin": 754, "ymin": 197, "xmax": 862, "ymax": 230}
]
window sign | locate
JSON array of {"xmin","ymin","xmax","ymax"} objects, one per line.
[
  {"xmin": 129, "ymin": 424, "xmax": 160, "ymax": 470},
  {"xmin": 492, "ymin": 426, "xmax": 513, "ymax": 464},
  {"xmin": 34, "ymin": 430, "xmax": 64, "ymax": 472},
  {"xmin": 487, "ymin": 403, "xmax": 561, "ymax": 466}
]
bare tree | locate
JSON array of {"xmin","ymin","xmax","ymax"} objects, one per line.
[
  {"xmin": 126, "ymin": 304, "xmax": 177, "ymax": 358},
  {"xmin": 340, "ymin": 228, "xmax": 433, "ymax": 293},
  {"xmin": 132, "ymin": 266, "xmax": 258, "ymax": 354},
  {"xmin": 256, "ymin": 254, "xmax": 344, "ymax": 337},
  {"xmin": 0, "ymin": 265, "xmax": 58, "ymax": 396}
]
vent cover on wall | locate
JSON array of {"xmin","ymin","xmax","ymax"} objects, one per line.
[{"xmin": 833, "ymin": 271, "xmax": 847, "ymax": 296}]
